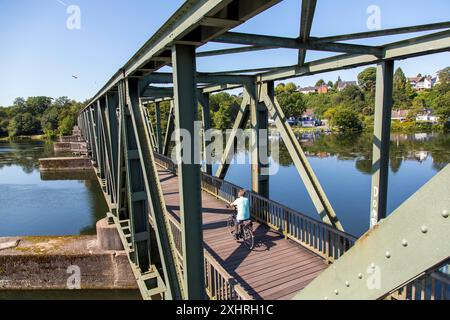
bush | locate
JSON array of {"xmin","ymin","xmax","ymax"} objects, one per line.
[{"xmin": 330, "ymin": 108, "xmax": 363, "ymax": 133}]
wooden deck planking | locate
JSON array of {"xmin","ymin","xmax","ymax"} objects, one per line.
[{"xmin": 157, "ymin": 168, "xmax": 328, "ymax": 300}]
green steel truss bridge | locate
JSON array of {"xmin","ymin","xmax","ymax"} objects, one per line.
[{"xmin": 77, "ymin": 0, "xmax": 450, "ymax": 300}]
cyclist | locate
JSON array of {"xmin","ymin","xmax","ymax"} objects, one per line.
[{"xmin": 230, "ymin": 189, "xmax": 251, "ymax": 240}]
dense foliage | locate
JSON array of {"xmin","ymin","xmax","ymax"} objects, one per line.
[{"xmin": 0, "ymin": 96, "xmax": 86, "ymax": 138}]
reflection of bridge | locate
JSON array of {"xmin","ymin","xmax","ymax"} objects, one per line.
[{"xmin": 77, "ymin": 1, "xmax": 450, "ymax": 300}]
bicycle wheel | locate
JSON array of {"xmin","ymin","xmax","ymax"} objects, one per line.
[
  {"xmin": 227, "ymin": 216, "xmax": 236, "ymax": 237},
  {"xmin": 242, "ymin": 227, "xmax": 254, "ymax": 250}
]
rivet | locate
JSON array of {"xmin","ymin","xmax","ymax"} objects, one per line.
[
  {"xmin": 345, "ymin": 281, "xmax": 350, "ymax": 287},
  {"xmin": 442, "ymin": 210, "xmax": 449, "ymax": 218},
  {"xmin": 421, "ymin": 226, "xmax": 428, "ymax": 234},
  {"xmin": 334, "ymin": 290, "xmax": 339, "ymax": 295},
  {"xmin": 402, "ymin": 239, "xmax": 409, "ymax": 247},
  {"xmin": 385, "ymin": 251, "xmax": 391, "ymax": 259},
  {"xmin": 358, "ymin": 273, "xmax": 363, "ymax": 279}
]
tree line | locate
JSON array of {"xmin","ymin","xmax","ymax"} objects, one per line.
[{"xmin": 0, "ymin": 97, "xmax": 85, "ymax": 138}]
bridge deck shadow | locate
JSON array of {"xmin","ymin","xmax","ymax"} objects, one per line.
[{"xmin": 157, "ymin": 168, "xmax": 328, "ymax": 300}]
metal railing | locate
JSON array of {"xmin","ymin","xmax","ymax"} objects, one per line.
[
  {"xmin": 393, "ymin": 260, "xmax": 450, "ymax": 300},
  {"xmin": 154, "ymin": 152, "xmax": 357, "ymax": 264},
  {"xmin": 163, "ymin": 199, "xmax": 253, "ymax": 300}
]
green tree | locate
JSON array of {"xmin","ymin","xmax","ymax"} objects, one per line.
[
  {"xmin": 315, "ymin": 79, "xmax": 326, "ymax": 87},
  {"xmin": 330, "ymin": 108, "xmax": 363, "ymax": 133},
  {"xmin": 58, "ymin": 116, "xmax": 75, "ymax": 136},
  {"xmin": 357, "ymin": 67, "xmax": 377, "ymax": 93},
  {"xmin": 8, "ymin": 113, "xmax": 39, "ymax": 137}
]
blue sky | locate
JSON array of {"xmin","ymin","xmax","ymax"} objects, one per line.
[{"xmin": 0, "ymin": 0, "xmax": 449, "ymax": 106}]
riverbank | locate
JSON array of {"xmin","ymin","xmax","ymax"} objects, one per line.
[{"xmin": 0, "ymin": 135, "xmax": 47, "ymax": 142}]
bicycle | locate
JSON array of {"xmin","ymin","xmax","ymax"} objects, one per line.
[{"xmin": 226, "ymin": 205, "xmax": 255, "ymax": 250}]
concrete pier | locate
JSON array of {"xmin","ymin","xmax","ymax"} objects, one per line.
[
  {"xmin": 0, "ymin": 225, "xmax": 137, "ymax": 290},
  {"xmin": 39, "ymin": 157, "xmax": 92, "ymax": 171}
]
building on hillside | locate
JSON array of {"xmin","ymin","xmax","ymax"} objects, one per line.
[
  {"xmin": 392, "ymin": 109, "xmax": 409, "ymax": 122},
  {"xmin": 337, "ymin": 81, "xmax": 357, "ymax": 92},
  {"xmin": 409, "ymin": 76, "xmax": 436, "ymax": 91},
  {"xmin": 298, "ymin": 86, "xmax": 317, "ymax": 94},
  {"xmin": 317, "ymin": 85, "xmax": 329, "ymax": 94},
  {"xmin": 416, "ymin": 109, "xmax": 439, "ymax": 123}
]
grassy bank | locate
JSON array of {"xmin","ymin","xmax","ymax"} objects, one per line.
[{"xmin": 0, "ymin": 135, "xmax": 48, "ymax": 142}]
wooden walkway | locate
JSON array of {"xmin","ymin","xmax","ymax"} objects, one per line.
[{"xmin": 157, "ymin": 168, "xmax": 328, "ymax": 300}]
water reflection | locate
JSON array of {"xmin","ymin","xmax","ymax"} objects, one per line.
[
  {"xmin": 274, "ymin": 132, "xmax": 450, "ymax": 174},
  {"xmin": 221, "ymin": 132, "xmax": 450, "ymax": 237},
  {"xmin": 0, "ymin": 141, "xmax": 108, "ymax": 237}
]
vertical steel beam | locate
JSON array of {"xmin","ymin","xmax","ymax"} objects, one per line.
[
  {"xmin": 121, "ymin": 80, "xmax": 152, "ymax": 272},
  {"xmin": 249, "ymin": 83, "xmax": 270, "ymax": 197},
  {"xmin": 215, "ymin": 93, "xmax": 251, "ymax": 179},
  {"xmin": 154, "ymin": 102, "xmax": 163, "ymax": 153},
  {"xmin": 198, "ymin": 92, "xmax": 213, "ymax": 175},
  {"xmin": 106, "ymin": 93, "xmax": 119, "ymax": 204},
  {"xmin": 172, "ymin": 44, "xmax": 205, "ymax": 300},
  {"xmin": 163, "ymin": 101, "xmax": 175, "ymax": 157},
  {"xmin": 261, "ymin": 85, "xmax": 344, "ymax": 231},
  {"xmin": 370, "ymin": 60, "xmax": 394, "ymax": 228},
  {"xmin": 117, "ymin": 83, "xmax": 128, "ymax": 221},
  {"xmin": 88, "ymin": 106, "xmax": 99, "ymax": 165}
]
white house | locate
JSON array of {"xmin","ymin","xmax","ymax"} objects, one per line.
[
  {"xmin": 298, "ymin": 86, "xmax": 317, "ymax": 94},
  {"xmin": 416, "ymin": 109, "xmax": 439, "ymax": 122}
]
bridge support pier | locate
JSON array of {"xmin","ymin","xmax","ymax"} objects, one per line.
[
  {"xmin": 172, "ymin": 43, "xmax": 206, "ymax": 300},
  {"xmin": 370, "ymin": 60, "xmax": 394, "ymax": 228}
]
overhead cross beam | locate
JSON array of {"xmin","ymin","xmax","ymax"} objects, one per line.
[
  {"xmin": 257, "ymin": 30, "xmax": 450, "ymax": 82},
  {"xmin": 212, "ymin": 32, "xmax": 383, "ymax": 55},
  {"xmin": 312, "ymin": 21, "xmax": 450, "ymax": 43}
]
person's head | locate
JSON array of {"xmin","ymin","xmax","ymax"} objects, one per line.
[{"xmin": 238, "ymin": 189, "xmax": 246, "ymax": 198}]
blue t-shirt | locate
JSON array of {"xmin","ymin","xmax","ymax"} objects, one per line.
[{"xmin": 232, "ymin": 197, "xmax": 250, "ymax": 221}]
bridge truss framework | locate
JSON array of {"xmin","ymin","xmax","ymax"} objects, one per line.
[{"xmin": 77, "ymin": 0, "xmax": 450, "ymax": 300}]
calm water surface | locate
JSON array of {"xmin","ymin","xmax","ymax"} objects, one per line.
[
  {"xmin": 215, "ymin": 132, "xmax": 450, "ymax": 237},
  {"xmin": 0, "ymin": 140, "xmax": 108, "ymax": 237},
  {"xmin": 1, "ymin": 133, "xmax": 449, "ymax": 238}
]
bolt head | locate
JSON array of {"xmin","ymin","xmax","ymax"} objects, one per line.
[
  {"xmin": 358, "ymin": 273, "xmax": 363, "ymax": 279},
  {"xmin": 442, "ymin": 210, "xmax": 449, "ymax": 218},
  {"xmin": 345, "ymin": 281, "xmax": 350, "ymax": 287},
  {"xmin": 334, "ymin": 289, "xmax": 339, "ymax": 295},
  {"xmin": 385, "ymin": 251, "xmax": 391, "ymax": 259},
  {"xmin": 421, "ymin": 226, "xmax": 428, "ymax": 234},
  {"xmin": 402, "ymin": 239, "xmax": 409, "ymax": 247}
]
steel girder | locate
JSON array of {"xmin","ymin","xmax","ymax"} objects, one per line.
[
  {"xmin": 370, "ymin": 61, "xmax": 394, "ymax": 228},
  {"xmin": 295, "ymin": 164, "xmax": 450, "ymax": 300},
  {"xmin": 260, "ymin": 83, "xmax": 344, "ymax": 231},
  {"xmin": 215, "ymin": 91, "xmax": 251, "ymax": 179},
  {"xmin": 172, "ymin": 44, "xmax": 205, "ymax": 300},
  {"xmin": 197, "ymin": 92, "xmax": 213, "ymax": 176}
]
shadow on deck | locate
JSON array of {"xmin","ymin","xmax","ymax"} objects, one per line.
[{"xmin": 157, "ymin": 168, "xmax": 328, "ymax": 300}]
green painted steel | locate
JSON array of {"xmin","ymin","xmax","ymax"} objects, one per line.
[
  {"xmin": 260, "ymin": 84, "xmax": 344, "ymax": 231},
  {"xmin": 163, "ymin": 101, "xmax": 175, "ymax": 157},
  {"xmin": 122, "ymin": 79, "xmax": 152, "ymax": 272},
  {"xmin": 298, "ymin": 0, "xmax": 317, "ymax": 65},
  {"xmin": 249, "ymin": 83, "xmax": 270, "ymax": 198},
  {"xmin": 128, "ymin": 79, "xmax": 184, "ymax": 300},
  {"xmin": 198, "ymin": 92, "xmax": 213, "ymax": 176},
  {"xmin": 172, "ymin": 44, "xmax": 206, "ymax": 300},
  {"xmin": 213, "ymin": 32, "xmax": 383, "ymax": 55},
  {"xmin": 370, "ymin": 61, "xmax": 394, "ymax": 228},
  {"xmin": 215, "ymin": 92, "xmax": 251, "ymax": 179},
  {"xmin": 155, "ymin": 102, "xmax": 163, "ymax": 153},
  {"xmin": 295, "ymin": 164, "xmax": 450, "ymax": 300}
]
